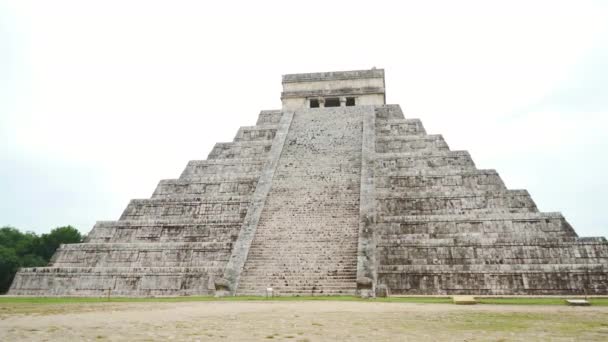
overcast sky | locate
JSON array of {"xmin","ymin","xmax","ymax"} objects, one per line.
[{"xmin": 1, "ymin": 0, "xmax": 607, "ymax": 238}]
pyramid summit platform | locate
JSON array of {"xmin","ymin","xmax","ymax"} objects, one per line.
[{"xmin": 9, "ymin": 68, "xmax": 608, "ymax": 297}]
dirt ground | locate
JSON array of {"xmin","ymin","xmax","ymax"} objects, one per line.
[{"xmin": 1, "ymin": 301, "xmax": 608, "ymax": 341}]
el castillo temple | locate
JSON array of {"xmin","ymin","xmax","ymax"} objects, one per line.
[{"xmin": 9, "ymin": 69, "xmax": 608, "ymax": 297}]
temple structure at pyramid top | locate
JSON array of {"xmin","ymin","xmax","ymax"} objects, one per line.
[
  {"xmin": 281, "ymin": 68, "xmax": 386, "ymax": 110},
  {"xmin": 9, "ymin": 68, "xmax": 608, "ymax": 297}
]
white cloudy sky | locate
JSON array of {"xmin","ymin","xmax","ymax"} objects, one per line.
[{"xmin": 0, "ymin": 0, "xmax": 607, "ymax": 237}]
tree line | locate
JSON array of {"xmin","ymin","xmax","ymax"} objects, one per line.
[{"xmin": 0, "ymin": 226, "xmax": 82, "ymax": 293}]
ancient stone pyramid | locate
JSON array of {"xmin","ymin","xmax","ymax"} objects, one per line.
[{"xmin": 10, "ymin": 69, "xmax": 608, "ymax": 296}]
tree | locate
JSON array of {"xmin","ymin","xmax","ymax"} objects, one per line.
[
  {"xmin": 0, "ymin": 225, "xmax": 82, "ymax": 293},
  {"xmin": 35, "ymin": 226, "xmax": 82, "ymax": 260},
  {"xmin": 0, "ymin": 227, "xmax": 26, "ymax": 249},
  {"xmin": 0, "ymin": 246, "xmax": 19, "ymax": 293}
]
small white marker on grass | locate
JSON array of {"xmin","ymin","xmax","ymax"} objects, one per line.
[
  {"xmin": 452, "ymin": 296, "xmax": 477, "ymax": 305},
  {"xmin": 566, "ymin": 299, "xmax": 590, "ymax": 306}
]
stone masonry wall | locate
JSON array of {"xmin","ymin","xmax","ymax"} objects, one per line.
[
  {"xmin": 8, "ymin": 101, "xmax": 608, "ymax": 297},
  {"xmin": 9, "ymin": 110, "xmax": 284, "ymax": 296},
  {"xmin": 372, "ymin": 105, "xmax": 608, "ymax": 295}
]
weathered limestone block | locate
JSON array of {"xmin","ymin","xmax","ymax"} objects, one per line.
[
  {"xmin": 51, "ymin": 242, "xmax": 234, "ymax": 268},
  {"xmin": 376, "ymin": 170, "xmax": 506, "ymax": 193},
  {"xmin": 376, "ymin": 119, "xmax": 427, "ymax": 136},
  {"xmin": 378, "ymin": 264, "xmax": 608, "ymax": 295},
  {"xmin": 9, "ymin": 267, "xmax": 215, "ymax": 296},
  {"xmin": 234, "ymin": 126, "xmax": 277, "ymax": 142},
  {"xmin": 256, "ymin": 110, "xmax": 283, "ymax": 125},
  {"xmin": 375, "ymin": 151, "xmax": 476, "ymax": 173},
  {"xmin": 179, "ymin": 159, "xmax": 265, "ymax": 179},
  {"xmin": 377, "ymin": 239, "xmax": 608, "ymax": 266},
  {"xmin": 120, "ymin": 197, "xmax": 250, "ymax": 220},
  {"xmin": 207, "ymin": 141, "xmax": 273, "ymax": 160},
  {"xmin": 152, "ymin": 177, "xmax": 257, "ymax": 198},
  {"xmin": 375, "ymin": 105, "xmax": 405, "ymax": 120},
  {"xmin": 377, "ymin": 213, "xmax": 576, "ymax": 237},
  {"xmin": 377, "ymin": 190, "xmax": 537, "ymax": 216},
  {"xmin": 376, "ymin": 135, "xmax": 449, "ymax": 153},
  {"xmin": 87, "ymin": 220, "xmax": 241, "ymax": 244}
]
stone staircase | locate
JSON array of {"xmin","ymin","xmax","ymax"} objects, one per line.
[
  {"xmin": 236, "ymin": 107, "xmax": 366, "ymax": 295},
  {"xmin": 9, "ymin": 102, "xmax": 608, "ymax": 297}
]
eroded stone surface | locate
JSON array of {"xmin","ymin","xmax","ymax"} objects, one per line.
[{"xmin": 9, "ymin": 69, "xmax": 608, "ymax": 296}]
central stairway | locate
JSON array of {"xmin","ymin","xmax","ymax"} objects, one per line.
[{"xmin": 236, "ymin": 107, "xmax": 365, "ymax": 295}]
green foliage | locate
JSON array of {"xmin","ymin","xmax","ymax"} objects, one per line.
[
  {"xmin": 35, "ymin": 226, "xmax": 82, "ymax": 260},
  {"xmin": 1, "ymin": 295, "xmax": 606, "ymax": 306},
  {"xmin": 0, "ymin": 246, "xmax": 19, "ymax": 293},
  {"xmin": 0, "ymin": 225, "xmax": 82, "ymax": 294}
]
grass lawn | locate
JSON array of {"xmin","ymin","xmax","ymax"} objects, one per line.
[
  {"xmin": 2, "ymin": 299, "xmax": 608, "ymax": 341},
  {"xmin": 1, "ymin": 295, "xmax": 607, "ymax": 306}
]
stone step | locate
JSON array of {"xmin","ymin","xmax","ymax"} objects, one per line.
[
  {"xmin": 377, "ymin": 189, "xmax": 537, "ymax": 216},
  {"xmin": 377, "ymin": 236, "xmax": 607, "ymax": 246},
  {"xmin": 58, "ymin": 241, "xmax": 232, "ymax": 249},
  {"xmin": 236, "ymin": 106, "xmax": 364, "ymax": 295},
  {"xmin": 234, "ymin": 125, "xmax": 278, "ymax": 142},
  {"xmin": 374, "ymin": 105, "xmax": 406, "ymax": 120},
  {"xmin": 241, "ymin": 268, "xmax": 356, "ymax": 273},
  {"xmin": 52, "ymin": 259, "xmax": 229, "ymax": 268},
  {"xmin": 239, "ymin": 284, "xmax": 356, "ymax": 289},
  {"xmin": 247, "ymin": 236, "xmax": 357, "ymax": 245},
  {"xmin": 238, "ymin": 277, "xmax": 356, "ymax": 283},
  {"xmin": 378, "ymin": 232, "xmax": 575, "ymax": 241},
  {"xmin": 244, "ymin": 263, "xmax": 357, "ymax": 268},
  {"xmin": 380, "ymin": 169, "xmax": 499, "ymax": 177},
  {"xmin": 378, "ymin": 263, "xmax": 608, "ymax": 273},
  {"xmin": 244, "ymin": 252, "xmax": 357, "ymax": 257},
  {"xmin": 238, "ymin": 284, "xmax": 357, "ymax": 291},
  {"xmin": 376, "ymin": 169, "xmax": 506, "ymax": 192},
  {"xmin": 378, "ymin": 258, "xmax": 608, "ymax": 266},
  {"xmin": 256, "ymin": 110, "xmax": 283, "ymax": 125},
  {"xmin": 9, "ymin": 266, "xmax": 219, "ymax": 296},
  {"xmin": 379, "ymin": 212, "xmax": 566, "ymax": 223},
  {"xmin": 174, "ymin": 174, "xmax": 260, "ymax": 183},
  {"xmin": 179, "ymin": 172, "xmax": 263, "ymax": 183},
  {"xmin": 179, "ymin": 159, "xmax": 266, "ymax": 178},
  {"xmin": 120, "ymin": 196, "xmax": 251, "ymax": 221},
  {"xmin": 375, "ymin": 151, "xmax": 476, "ymax": 172},
  {"xmin": 248, "ymin": 239, "xmax": 358, "ymax": 243},
  {"xmin": 237, "ymin": 289, "xmax": 356, "ymax": 296},
  {"xmin": 86, "ymin": 219, "xmax": 241, "ymax": 243},
  {"xmin": 242, "ymin": 264, "xmax": 357, "ymax": 270},
  {"xmin": 207, "ymin": 140, "xmax": 273, "ymax": 160},
  {"xmin": 380, "ymin": 266, "xmax": 608, "ymax": 295},
  {"xmin": 249, "ymin": 234, "xmax": 358, "ymax": 239},
  {"xmin": 51, "ymin": 241, "xmax": 234, "ymax": 268},
  {"xmin": 243, "ymin": 260, "xmax": 357, "ymax": 266},
  {"xmin": 376, "ymin": 212, "xmax": 577, "ymax": 238},
  {"xmin": 246, "ymin": 251, "xmax": 358, "ymax": 256},
  {"xmin": 152, "ymin": 178, "xmax": 258, "ymax": 198},
  {"xmin": 375, "ymin": 118, "xmax": 426, "ymax": 136},
  {"xmin": 376, "ymin": 134, "xmax": 449, "ymax": 153}
]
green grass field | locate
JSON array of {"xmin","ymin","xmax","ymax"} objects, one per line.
[
  {"xmin": 1, "ymin": 295, "xmax": 607, "ymax": 305},
  {"xmin": 2, "ymin": 296, "xmax": 608, "ymax": 340}
]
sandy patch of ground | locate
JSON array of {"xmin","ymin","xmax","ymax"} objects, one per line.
[{"xmin": 1, "ymin": 301, "xmax": 608, "ymax": 341}]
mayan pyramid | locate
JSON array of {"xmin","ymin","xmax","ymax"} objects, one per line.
[{"xmin": 10, "ymin": 69, "xmax": 608, "ymax": 297}]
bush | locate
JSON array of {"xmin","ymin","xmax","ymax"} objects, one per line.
[{"xmin": 0, "ymin": 226, "xmax": 82, "ymax": 293}]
